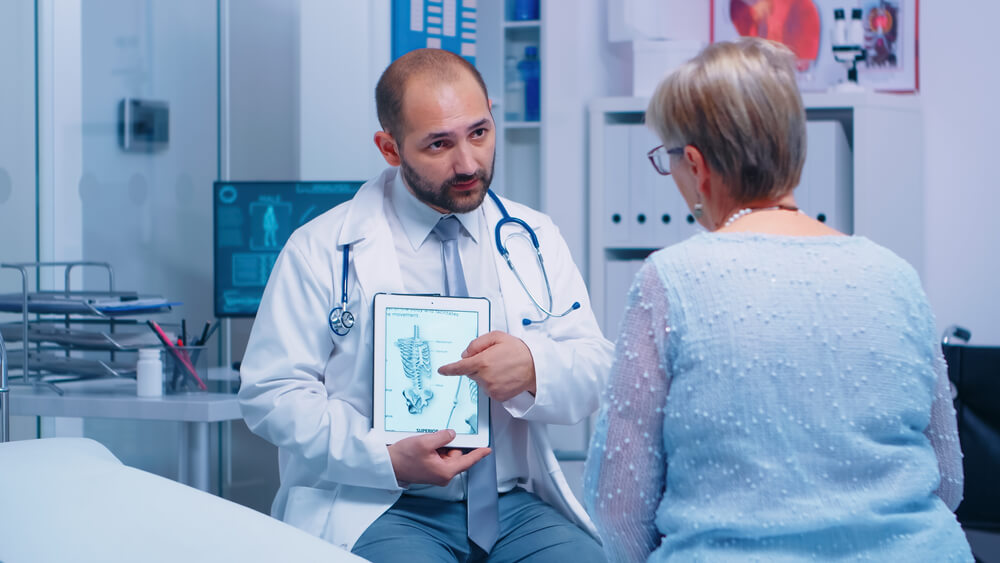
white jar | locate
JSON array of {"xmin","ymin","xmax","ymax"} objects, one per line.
[{"xmin": 136, "ymin": 348, "xmax": 164, "ymax": 397}]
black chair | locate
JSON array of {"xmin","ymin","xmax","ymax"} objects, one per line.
[{"xmin": 942, "ymin": 327, "xmax": 1000, "ymax": 561}]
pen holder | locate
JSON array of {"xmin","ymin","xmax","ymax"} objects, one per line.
[{"xmin": 162, "ymin": 345, "xmax": 208, "ymax": 393}]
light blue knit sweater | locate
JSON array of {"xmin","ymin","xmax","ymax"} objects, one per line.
[{"xmin": 584, "ymin": 233, "xmax": 972, "ymax": 562}]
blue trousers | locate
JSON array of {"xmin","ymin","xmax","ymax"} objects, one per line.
[{"xmin": 352, "ymin": 488, "xmax": 605, "ymax": 563}]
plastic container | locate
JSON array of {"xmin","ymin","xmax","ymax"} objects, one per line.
[
  {"xmin": 136, "ymin": 348, "xmax": 163, "ymax": 397},
  {"xmin": 517, "ymin": 46, "xmax": 540, "ymax": 122},
  {"xmin": 162, "ymin": 345, "xmax": 208, "ymax": 393},
  {"xmin": 504, "ymin": 56, "xmax": 525, "ymax": 121},
  {"xmin": 512, "ymin": 0, "xmax": 539, "ymax": 21}
]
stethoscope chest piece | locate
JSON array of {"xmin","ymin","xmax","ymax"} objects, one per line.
[{"xmin": 329, "ymin": 307, "xmax": 354, "ymax": 336}]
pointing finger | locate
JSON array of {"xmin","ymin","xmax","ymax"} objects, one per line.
[
  {"xmin": 438, "ymin": 357, "xmax": 478, "ymax": 376},
  {"xmin": 461, "ymin": 331, "xmax": 504, "ymax": 359}
]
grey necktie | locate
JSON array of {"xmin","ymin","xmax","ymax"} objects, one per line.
[{"xmin": 432, "ymin": 215, "xmax": 499, "ymax": 553}]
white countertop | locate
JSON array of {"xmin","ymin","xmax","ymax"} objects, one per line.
[{"xmin": 8, "ymin": 368, "xmax": 242, "ymax": 422}]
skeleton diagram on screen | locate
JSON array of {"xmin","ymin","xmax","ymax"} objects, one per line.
[
  {"xmin": 386, "ymin": 312, "xmax": 481, "ymax": 434},
  {"xmin": 396, "ymin": 326, "xmax": 434, "ymax": 414}
]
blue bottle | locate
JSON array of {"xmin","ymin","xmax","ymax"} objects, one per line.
[
  {"xmin": 504, "ymin": 56, "xmax": 525, "ymax": 121},
  {"xmin": 513, "ymin": 0, "xmax": 539, "ymax": 21},
  {"xmin": 517, "ymin": 46, "xmax": 540, "ymax": 122}
]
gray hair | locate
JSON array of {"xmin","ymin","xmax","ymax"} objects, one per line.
[{"xmin": 646, "ymin": 37, "xmax": 807, "ymax": 202}]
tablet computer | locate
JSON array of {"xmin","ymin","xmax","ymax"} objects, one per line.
[{"xmin": 372, "ymin": 293, "xmax": 491, "ymax": 448}]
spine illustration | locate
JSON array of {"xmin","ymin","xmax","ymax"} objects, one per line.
[{"xmin": 396, "ymin": 325, "xmax": 433, "ymax": 414}]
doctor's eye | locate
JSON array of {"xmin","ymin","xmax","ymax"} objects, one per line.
[
  {"xmin": 428, "ymin": 140, "xmax": 449, "ymax": 150},
  {"xmin": 471, "ymin": 127, "xmax": 488, "ymax": 138}
]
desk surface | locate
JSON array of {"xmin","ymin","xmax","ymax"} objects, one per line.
[{"xmin": 9, "ymin": 374, "xmax": 242, "ymax": 422}]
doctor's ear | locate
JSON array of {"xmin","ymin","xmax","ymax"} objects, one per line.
[{"xmin": 374, "ymin": 131, "xmax": 402, "ymax": 167}]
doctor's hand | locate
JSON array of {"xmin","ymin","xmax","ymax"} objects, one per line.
[
  {"xmin": 438, "ymin": 331, "xmax": 536, "ymax": 402},
  {"xmin": 387, "ymin": 430, "xmax": 491, "ymax": 487}
]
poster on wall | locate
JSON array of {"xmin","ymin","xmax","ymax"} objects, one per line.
[
  {"xmin": 712, "ymin": 0, "xmax": 918, "ymax": 92},
  {"xmin": 392, "ymin": 0, "xmax": 478, "ymax": 64}
]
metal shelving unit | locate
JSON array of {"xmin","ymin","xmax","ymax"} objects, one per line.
[{"xmin": 0, "ymin": 261, "xmax": 177, "ymax": 394}]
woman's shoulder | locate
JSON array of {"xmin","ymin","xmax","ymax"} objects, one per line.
[{"xmin": 646, "ymin": 233, "xmax": 922, "ymax": 285}]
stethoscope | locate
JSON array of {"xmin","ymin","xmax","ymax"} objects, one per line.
[{"xmin": 328, "ymin": 189, "xmax": 580, "ymax": 336}]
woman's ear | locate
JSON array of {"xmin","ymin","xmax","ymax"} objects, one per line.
[
  {"xmin": 374, "ymin": 131, "xmax": 401, "ymax": 167},
  {"xmin": 684, "ymin": 145, "xmax": 713, "ymax": 200}
]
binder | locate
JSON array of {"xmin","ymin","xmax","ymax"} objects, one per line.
[
  {"xmin": 603, "ymin": 123, "xmax": 632, "ymax": 246},
  {"xmin": 628, "ymin": 125, "xmax": 662, "ymax": 248}
]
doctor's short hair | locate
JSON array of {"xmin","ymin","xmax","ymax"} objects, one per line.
[
  {"xmin": 646, "ymin": 37, "xmax": 807, "ymax": 203},
  {"xmin": 376, "ymin": 48, "xmax": 490, "ymax": 141}
]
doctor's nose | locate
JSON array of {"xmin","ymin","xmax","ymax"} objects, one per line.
[{"xmin": 451, "ymin": 143, "xmax": 479, "ymax": 176}]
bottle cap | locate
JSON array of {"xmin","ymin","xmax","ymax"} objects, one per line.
[
  {"xmin": 834, "ymin": 8, "xmax": 845, "ymax": 19},
  {"xmin": 851, "ymin": 8, "xmax": 863, "ymax": 19},
  {"xmin": 138, "ymin": 348, "xmax": 161, "ymax": 360}
]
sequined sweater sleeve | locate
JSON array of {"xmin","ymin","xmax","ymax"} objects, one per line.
[
  {"xmin": 927, "ymin": 344, "xmax": 964, "ymax": 511},
  {"xmin": 584, "ymin": 262, "xmax": 670, "ymax": 563}
]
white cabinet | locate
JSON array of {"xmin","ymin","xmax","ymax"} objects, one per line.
[
  {"xmin": 588, "ymin": 93, "xmax": 925, "ymax": 334},
  {"xmin": 799, "ymin": 120, "xmax": 853, "ymax": 234}
]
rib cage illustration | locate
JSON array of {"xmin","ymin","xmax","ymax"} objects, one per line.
[{"xmin": 396, "ymin": 325, "xmax": 433, "ymax": 414}]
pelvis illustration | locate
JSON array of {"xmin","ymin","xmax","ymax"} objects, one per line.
[{"xmin": 396, "ymin": 326, "xmax": 434, "ymax": 414}]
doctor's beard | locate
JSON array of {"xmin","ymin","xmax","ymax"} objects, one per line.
[{"xmin": 399, "ymin": 154, "xmax": 494, "ymax": 214}]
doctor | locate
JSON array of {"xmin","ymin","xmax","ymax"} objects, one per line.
[{"xmin": 238, "ymin": 48, "xmax": 612, "ymax": 562}]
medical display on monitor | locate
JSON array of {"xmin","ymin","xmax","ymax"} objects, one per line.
[
  {"xmin": 372, "ymin": 294, "xmax": 491, "ymax": 448},
  {"xmin": 213, "ymin": 181, "xmax": 361, "ymax": 317}
]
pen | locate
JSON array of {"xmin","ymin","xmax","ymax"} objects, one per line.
[
  {"xmin": 181, "ymin": 319, "xmax": 187, "ymax": 347},
  {"xmin": 198, "ymin": 321, "xmax": 220, "ymax": 346},
  {"xmin": 146, "ymin": 320, "xmax": 206, "ymax": 390},
  {"xmin": 197, "ymin": 321, "xmax": 211, "ymax": 346}
]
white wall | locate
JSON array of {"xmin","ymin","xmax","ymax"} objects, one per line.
[
  {"xmin": 920, "ymin": 4, "xmax": 1000, "ymax": 345},
  {"xmin": 228, "ymin": 0, "xmax": 300, "ymax": 181},
  {"xmin": 298, "ymin": 0, "xmax": 391, "ymax": 181},
  {"xmin": 0, "ymin": 1, "xmax": 37, "ymax": 274}
]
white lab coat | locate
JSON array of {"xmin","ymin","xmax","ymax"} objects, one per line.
[{"xmin": 239, "ymin": 167, "xmax": 613, "ymax": 551}]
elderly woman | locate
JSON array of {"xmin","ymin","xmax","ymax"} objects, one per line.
[{"xmin": 583, "ymin": 38, "xmax": 972, "ymax": 562}]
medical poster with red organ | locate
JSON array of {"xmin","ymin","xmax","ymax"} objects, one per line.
[{"xmin": 712, "ymin": 0, "xmax": 918, "ymax": 92}]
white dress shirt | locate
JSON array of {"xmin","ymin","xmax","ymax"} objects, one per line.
[{"xmin": 385, "ymin": 171, "xmax": 530, "ymax": 499}]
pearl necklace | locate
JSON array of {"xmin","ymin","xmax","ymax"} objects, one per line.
[{"xmin": 722, "ymin": 205, "xmax": 799, "ymax": 228}]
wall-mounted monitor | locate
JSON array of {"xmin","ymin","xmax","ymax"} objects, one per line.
[{"xmin": 213, "ymin": 181, "xmax": 362, "ymax": 317}]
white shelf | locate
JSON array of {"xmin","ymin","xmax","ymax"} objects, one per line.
[
  {"xmin": 503, "ymin": 121, "xmax": 541, "ymax": 129},
  {"xmin": 503, "ymin": 20, "xmax": 541, "ymax": 29}
]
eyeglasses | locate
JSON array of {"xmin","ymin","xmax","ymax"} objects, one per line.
[{"xmin": 647, "ymin": 145, "xmax": 685, "ymax": 176}]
